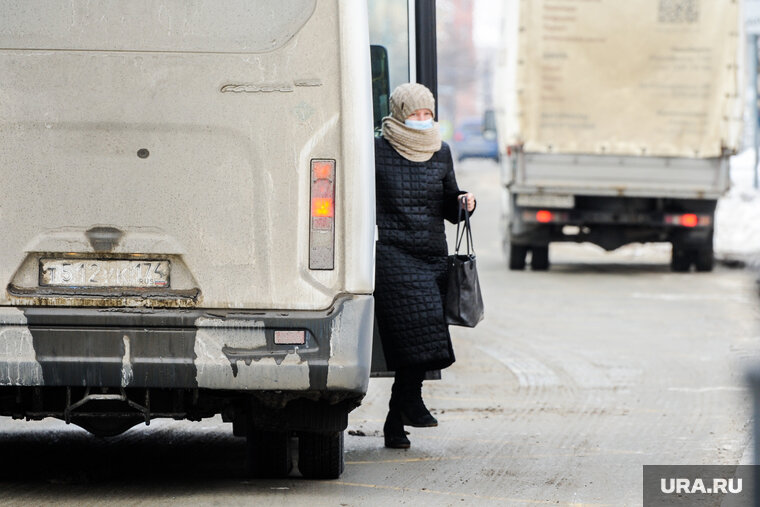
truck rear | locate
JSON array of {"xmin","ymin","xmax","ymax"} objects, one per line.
[
  {"xmin": 493, "ymin": 0, "xmax": 743, "ymax": 271},
  {"xmin": 0, "ymin": 0, "xmax": 375, "ymax": 478}
]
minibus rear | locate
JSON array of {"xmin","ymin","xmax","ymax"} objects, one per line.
[{"xmin": 0, "ymin": 0, "xmax": 375, "ymax": 478}]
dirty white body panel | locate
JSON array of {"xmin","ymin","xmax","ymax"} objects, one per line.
[
  {"xmin": 0, "ymin": 1, "xmax": 375, "ymax": 395},
  {"xmin": 0, "ymin": 0, "xmax": 375, "ymax": 311},
  {"xmin": 0, "ymin": 309, "xmax": 44, "ymax": 386}
]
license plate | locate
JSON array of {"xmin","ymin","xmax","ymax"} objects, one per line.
[
  {"xmin": 40, "ymin": 259, "xmax": 170, "ymax": 288},
  {"xmin": 516, "ymin": 193, "xmax": 575, "ymax": 209}
]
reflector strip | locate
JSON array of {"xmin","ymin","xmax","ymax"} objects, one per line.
[{"xmin": 274, "ymin": 330, "xmax": 305, "ymax": 345}]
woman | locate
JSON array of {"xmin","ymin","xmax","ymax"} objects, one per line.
[{"xmin": 374, "ymin": 83, "xmax": 476, "ymax": 449}]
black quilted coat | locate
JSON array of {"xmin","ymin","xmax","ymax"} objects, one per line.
[{"xmin": 374, "ymin": 137, "xmax": 471, "ymax": 371}]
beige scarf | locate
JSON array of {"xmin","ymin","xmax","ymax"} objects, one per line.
[{"xmin": 381, "ymin": 116, "xmax": 442, "ymax": 162}]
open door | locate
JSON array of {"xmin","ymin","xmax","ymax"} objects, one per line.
[{"xmin": 368, "ymin": 0, "xmax": 441, "ymax": 380}]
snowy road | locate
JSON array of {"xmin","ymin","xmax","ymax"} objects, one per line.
[{"xmin": 0, "ymin": 160, "xmax": 757, "ymax": 506}]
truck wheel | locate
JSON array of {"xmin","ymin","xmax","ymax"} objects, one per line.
[
  {"xmin": 508, "ymin": 244, "xmax": 528, "ymax": 270},
  {"xmin": 695, "ymin": 245, "xmax": 714, "ymax": 272},
  {"xmin": 531, "ymin": 246, "xmax": 550, "ymax": 271},
  {"xmin": 670, "ymin": 246, "xmax": 691, "ymax": 272},
  {"xmin": 246, "ymin": 428, "xmax": 293, "ymax": 478},
  {"xmin": 298, "ymin": 430, "xmax": 344, "ymax": 479}
]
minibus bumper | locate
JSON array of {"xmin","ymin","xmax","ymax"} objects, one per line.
[{"xmin": 0, "ymin": 295, "xmax": 374, "ymax": 394}]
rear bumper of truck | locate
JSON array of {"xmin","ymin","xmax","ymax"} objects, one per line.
[
  {"xmin": 0, "ymin": 295, "xmax": 374, "ymax": 394},
  {"xmin": 509, "ymin": 191, "xmax": 716, "ymax": 251},
  {"xmin": 506, "ymin": 152, "xmax": 730, "ymax": 200}
]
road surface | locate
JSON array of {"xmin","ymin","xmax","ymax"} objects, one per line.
[{"xmin": 0, "ymin": 160, "xmax": 757, "ymax": 506}]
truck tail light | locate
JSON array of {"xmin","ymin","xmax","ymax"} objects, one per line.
[
  {"xmin": 536, "ymin": 210, "xmax": 553, "ymax": 223},
  {"xmin": 664, "ymin": 213, "xmax": 711, "ymax": 227},
  {"xmin": 522, "ymin": 209, "xmax": 569, "ymax": 223},
  {"xmin": 309, "ymin": 159, "xmax": 335, "ymax": 270},
  {"xmin": 680, "ymin": 213, "xmax": 698, "ymax": 227}
]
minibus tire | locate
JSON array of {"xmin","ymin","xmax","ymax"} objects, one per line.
[
  {"xmin": 297, "ymin": 430, "xmax": 344, "ymax": 479},
  {"xmin": 246, "ymin": 428, "xmax": 292, "ymax": 478}
]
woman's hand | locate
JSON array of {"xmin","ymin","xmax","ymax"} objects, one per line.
[{"xmin": 460, "ymin": 193, "xmax": 476, "ymax": 212}]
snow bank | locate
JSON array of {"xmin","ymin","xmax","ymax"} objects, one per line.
[{"xmin": 715, "ymin": 149, "xmax": 760, "ymax": 265}]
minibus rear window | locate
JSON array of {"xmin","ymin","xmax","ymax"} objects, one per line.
[{"xmin": 0, "ymin": 0, "xmax": 317, "ymax": 54}]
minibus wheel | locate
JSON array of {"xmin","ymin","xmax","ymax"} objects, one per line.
[
  {"xmin": 246, "ymin": 428, "xmax": 292, "ymax": 478},
  {"xmin": 297, "ymin": 430, "xmax": 344, "ymax": 479}
]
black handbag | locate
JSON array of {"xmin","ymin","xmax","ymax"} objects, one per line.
[{"xmin": 445, "ymin": 197, "xmax": 484, "ymax": 327}]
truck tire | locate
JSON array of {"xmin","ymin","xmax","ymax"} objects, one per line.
[
  {"xmin": 298, "ymin": 430, "xmax": 344, "ymax": 479},
  {"xmin": 670, "ymin": 246, "xmax": 691, "ymax": 272},
  {"xmin": 246, "ymin": 428, "xmax": 293, "ymax": 478},
  {"xmin": 695, "ymin": 244, "xmax": 714, "ymax": 272},
  {"xmin": 508, "ymin": 244, "xmax": 528, "ymax": 270},
  {"xmin": 531, "ymin": 246, "xmax": 550, "ymax": 271}
]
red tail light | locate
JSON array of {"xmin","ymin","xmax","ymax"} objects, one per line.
[
  {"xmin": 309, "ymin": 159, "xmax": 335, "ymax": 270},
  {"xmin": 536, "ymin": 210, "xmax": 553, "ymax": 223},
  {"xmin": 664, "ymin": 213, "xmax": 711, "ymax": 227},
  {"xmin": 680, "ymin": 213, "xmax": 698, "ymax": 227},
  {"xmin": 313, "ymin": 161, "xmax": 333, "ymax": 180}
]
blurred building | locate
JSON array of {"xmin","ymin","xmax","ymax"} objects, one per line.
[
  {"xmin": 437, "ymin": 0, "xmax": 501, "ymax": 140},
  {"xmin": 436, "ymin": 0, "xmax": 477, "ymax": 137}
]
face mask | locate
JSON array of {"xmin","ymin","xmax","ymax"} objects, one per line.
[{"xmin": 405, "ymin": 118, "xmax": 434, "ymax": 130}]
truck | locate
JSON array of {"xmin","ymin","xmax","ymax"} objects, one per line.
[
  {"xmin": 492, "ymin": 0, "xmax": 743, "ymax": 271},
  {"xmin": 0, "ymin": 0, "xmax": 437, "ymax": 479}
]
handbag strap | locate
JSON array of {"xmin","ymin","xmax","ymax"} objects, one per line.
[{"xmin": 454, "ymin": 195, "xmax": 475, "ymax": 256}]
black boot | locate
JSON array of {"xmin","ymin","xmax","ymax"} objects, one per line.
[
  {"xmin": 384, "ymin": 383, "xmax": 410, "ymax": 448},
  {"xmin": 383, "ymin": 409, "xmax": 410, "ymax": 449},
  {"xmin": 397, "ymin": 369, "xmax": 438, "ymax": 428}
]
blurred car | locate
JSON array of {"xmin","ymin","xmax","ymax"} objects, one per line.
[{"xmin": 451, "ymin": 118, "xmax": 499, "ymax": 162}]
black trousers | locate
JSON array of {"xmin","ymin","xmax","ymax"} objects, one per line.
[{"xmin": 390, "ymin": 368, "xmax": 426, "ymax": 407}]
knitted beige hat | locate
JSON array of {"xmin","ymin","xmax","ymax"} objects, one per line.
[
  {"xmin": 382, "ymin": 83, "xmax": 441, "ymax": 162},
  {"xmin": 389, "ymin": 83, "xmax": 436, "ymax": 121}
]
